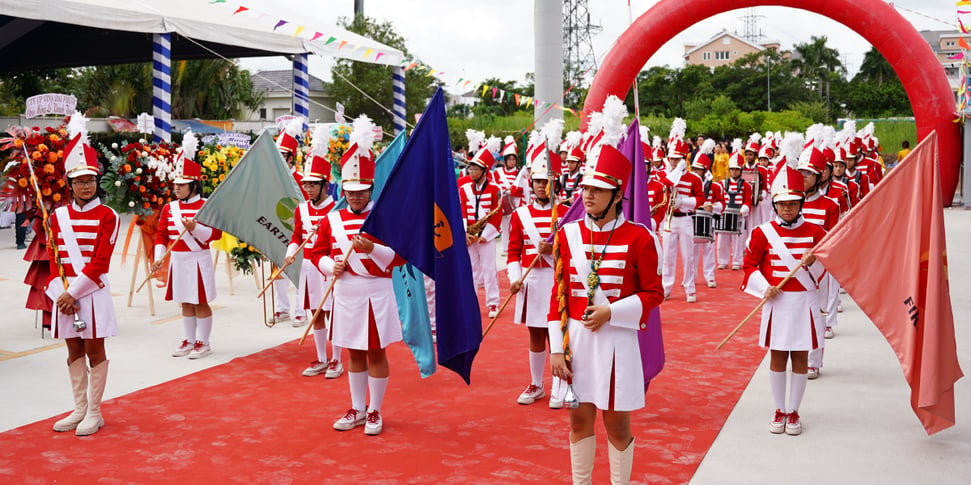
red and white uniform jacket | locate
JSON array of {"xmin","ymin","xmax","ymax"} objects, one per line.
[
  {"xmin": 742, "ymin": 218, "xmax": 826, "ymax": 294},
  {"xmin": 647, "ymin": 177, "xmax": 669, "ymax": 229},
  {"xmin": 673, "ymin": 171, "xmax": 705, "ymax": 214},
  {"xmin": 821, "ymin": 181, "xmax": 850, "ymax": 216},
  {"xmin": 291, "ymin": 167, "xmax": 309, "ymax": 199},
  {"xmin": 507, "ymin": 201, "xmax": 566, "ymax": 275},
  {"xmin": 703, "ymin": 178, "xmax": 725, "ymax": 215},
  {"xmin": 459, "ymin": 178, "xmax": 503, "ymax": 241},
  {"xmin": 720, "ymin": 176, "xmax": 753, "ymax": 215},
  {"xmin": 308, "ymin": 203, "xmax": 404, "ymax": 279},
  {"xmin": 832, "ymin": 175, "xmax": 862, "ymax": 208},
  {"xmin": 154, "ymin": 196, "xmax": 222, "ymax": 258},
  {"xmin": 287, "ymin": 196, "xmax": 336, "ymax": 259},
  {"xmin": 560, "ymin": 169, "xmax": 583, "ymax": 203},
  {"xmin": 802, "ymin": 191, "xmax": 840, "ymax": 232},
  {"xmin": 845, "ymin": 169, "xmax": 871, "ymax": 201},
  {"xmin": 47, "ymin": 199, "xmax": 120, "ymax": 301},
  {"xmin": 741, "ymin": 163, "xmax": 769, "ymax": 203},
  {"xmin": 492, "ymin": 166, "xmax": 523, "ymax": 198}
]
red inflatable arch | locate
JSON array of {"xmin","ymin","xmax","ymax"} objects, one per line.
[{"xmin": 584, "ymin": 0, "xmax": 961, "ymax": 205}]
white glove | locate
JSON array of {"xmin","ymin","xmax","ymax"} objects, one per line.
[
  {"xmin": 740, "ymin": 205, "xmax": 750, "ymax": 216},
  {"xmin": 673, "ymin": 197, "xmax": 684, "ymax": 210}
]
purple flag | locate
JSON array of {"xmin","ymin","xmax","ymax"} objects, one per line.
[{"xmin": 618, "ymin": 120, "xmax": 666, "ymax": 390}]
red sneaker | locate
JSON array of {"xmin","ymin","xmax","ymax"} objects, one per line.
[
  {"xmin": 769, "ymin": 409, "xmax": 787, "ymax": 434},
  {"xmin": 785, "ymin": 410, "xmax": 802, "ymax": 435}
]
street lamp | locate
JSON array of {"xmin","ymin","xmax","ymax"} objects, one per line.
[{"xmin": 766, "ymin": 52, "xmax": 771, "ymax": 112}]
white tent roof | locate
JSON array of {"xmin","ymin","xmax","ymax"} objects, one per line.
[{"xmin": 0, "ymin": 0, "xmax": 404, "ymax": 66}]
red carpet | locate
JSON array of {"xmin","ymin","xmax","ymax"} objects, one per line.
[{"xmin": 0, "ymin": 267, "xmax": 766, "ymax": 484}]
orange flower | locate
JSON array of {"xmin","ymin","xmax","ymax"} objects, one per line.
[
  {"xmin": 58, "ymin": 128, "xmax": 67, "ymax": 136},
  {"xmin": 37, "ymin": 143, "xmax": 48, "ymax": 152},
  {"xmin": 139, "ymin": 186, "xmax": 147, "ymax": 193},
  {"xmin": 144, "ymin": 202, "xmax": 151, "ymax": 209},
  {"xmin": 42, "ymin": 187, "xmax": 52, "ymax": 197},
  {"xmin": 47, "ymin": 152, "xmax": 58, "ymax": 163},
  {"xmin": 123, "ymin": 164, "xmax": 131, "ymax": 173},
  {"xmin": 43, "ymin": 163, "xmax": 55, "ymax": 174},
  {"xmin": 49, "ymin": 134, "xmax": 60, "ymax": 143},
  {"xmin": 52, "ymin": 193, "xmax": 62, "ymax": 202},
  {"xmin": 14, "ymin": 139, "xmax": 24, "ymax": 147},
  {"xmin": 56, "ymin": 179, "xmax": 65, "ymax": 188},
  {"xmin": 31, "ymin": 151, "xmax": 42, "ymax": 160},
  {"xmin": 17, "ymin": 178, "xmax": 28, "ymax": 188}
]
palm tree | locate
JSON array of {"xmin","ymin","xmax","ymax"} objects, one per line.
[
  {"xmin": 857, "ymin": 47, "xmax": 897, "ymax": 86},
  {"xmin": 793, "ymin": 36, "xmax": 844, "ymax": 115}
]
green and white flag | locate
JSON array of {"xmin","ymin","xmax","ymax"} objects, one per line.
[{"xmin": 195, "ymin": 131, "xmax": 305, "ymax": 284}]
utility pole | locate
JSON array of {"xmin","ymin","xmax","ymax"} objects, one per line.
[{"xmin": 767, "ymin": 53, "xmax": 771, "ymax": 112}]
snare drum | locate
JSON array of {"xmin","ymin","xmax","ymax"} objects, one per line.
[
  {"xmin": 501, "ymin": 193, "xmax": 516, "ymax": 215},
  {"xmin": 693, "ymin": 210, "xmax": 714, "ymax": 243},
  {"xmin": 715, "ymin": 207, "xmax": 742, "ymax": 234}
]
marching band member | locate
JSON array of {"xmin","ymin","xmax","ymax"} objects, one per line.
[
  {"xmin": 560, "ymin": 132, "xmax": 584, "ymax": 204},
  {"xmin": 741, "ymin": 133, "xmax": 769, "ymax": 253},
  {"xmin": 741, "ymin": 162, "xmax": 826, "ymax": 437},
  {"xmin": 690, "ymin": 140, "xmax": 723, "ymax": 290},
  {"xmin": 155, "ymin": 132, "xmax": 222, "ymax": 360},
  {"xmin": 716, "ymin": 139, "xmax": 752, "ymax": 270},
  {"xmin": 647, "ymin": 146, "xmax": 673, "ymax": 231},
  {"xmin": 270, "ymin": 117, "xmax": 306, "ymax": 325},
  {"xmin": 460, "ymin": 136, "xmax": 503, "ymax": 318},
  {"xmin": 507, "ymin": 153, "xmax": 567, "ymax": 407},
  {"xmin": 493, "ymin": 135, "xmax": 523, "ymax": 255},
  {"xmin": 48, "ymin": 113, "xmax": 120, "ymax": 436},
  {"xmin": 309, "ymin": 116, "xmax": 404, "ymax": 436},
  {"xmin": 797, "ymin": 141, "xmax": 840, "ymax": 380},
  {"xmin": 832, "ymin": 141, "xmax": 862, "ymax": 209},
  {"xmin": 548, "ymin": 141, "xmax": 664, "ymax": 484},
  {"xmin": 661, "ymin": 118, "xmax": 704, "ymax": 302},
  {"xmin": 288, "ymin": 127, "xmax": 342, "ymax": 378}
]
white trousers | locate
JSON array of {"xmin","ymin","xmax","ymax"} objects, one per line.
[
  {"xmin": 694, "ymin": 240, "xmax": 716, "ymax": 284},
  {"xmin": 818, "ymin": 273, "xmax": 839, "ymax": 328},
  {"xmin": 424, "ymin": 273, "xmax": 437, "ymax": 334},
  {"xmin": 469, "ymin": 239, "xmax": 500, "ymax": 307},
  {"xmin": 273, "ymin": 277, "xmax": 290, "ymax": 314},
  {"xmin": 500, "ymin": 214, "xmax": 512, "ymax": 255},
  {"xmin": 662, "ymin": 215, "xmax": 696, "ymax": 296},
  {"xmin": 716, "ymin": 229, "xmax": 746, "ymax": 268}
]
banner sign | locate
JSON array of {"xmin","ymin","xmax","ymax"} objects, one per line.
[{"xmin": 25, "ymin": 94, "xmax": 77, "ymax": 119}]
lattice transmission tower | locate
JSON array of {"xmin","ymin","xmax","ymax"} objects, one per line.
[
  {"xmin": 739, "ymin": 8, "xmax": 765, "ymax": 44},
  {"xmin": 563, "ymin": 0, "xmax": 601, "ymax": 105}
]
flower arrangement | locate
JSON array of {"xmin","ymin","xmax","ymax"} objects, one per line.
[
  {"xmin": 197, "ymin": 142, "xmax": 246, "ymax": 195},
  {"xmin": 99, "ymin": 139, "xmax": 178, "ymax": 215},
  {"xmin": 325, "ymin": 124, "xmax": 351, "ymax": 182},
  {"xmin": 230, "ymin": 239, "xmax": 264, "ymax": 274},
  {"xmin": 0, "ymin": 121, "xmax": 72, "ymax": 213}
]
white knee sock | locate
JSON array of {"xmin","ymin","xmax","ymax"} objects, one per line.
[
  {"xmin": 313, "ymin": 328, "xmax": 328, "ymax": 362},
  {"xmin": 368, "ymin": 376, "xmax": 389, "ymax": 413},
  {"xmin": 529, "ymin": 350, "xmax": 546, "ymax": 388},
  {"xmin": 348, "ymin": 371, "xmax": 367, "ymax": 413},
  {"xmin": 789, "ymin": 372, "xmax": 808, "ymax": 413},
  {"xmin": 331, "ymin": 344, "xmax": 343, "ymax": 362},
  {"xmin": 769, "ymin": 370, "xmax": 787, "ymax": 412},
  {"xmin": 182, "ymin": 316, "xmax": 197, "ymax": 343},
  {"xmin": 196, "ymin": 316, "xmax": 213, "ymax": 345}
]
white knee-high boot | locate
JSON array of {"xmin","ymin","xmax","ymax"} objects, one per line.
[
  {"xmin": 608, "ymin": 437, "xmax": 635, "ymax": 485},
  {"xmin": 53, "ymin": 358, "xmax": 88, "ymax": 432},
  {"xmin": 76, "ymin": 360, "xmax": 108, "ymax": 436},
  {"xmin": 570, "ymin": 434, "xmax": 596, "ymax": 485}
]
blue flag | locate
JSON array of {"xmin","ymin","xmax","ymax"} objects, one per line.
[
  {"xmin": 361, "ymin": 88, "xmax": 481, "ymax": 384},
  {"xmin": 364, "ymin": 132, "xmax": 436, "ymax": 378}
]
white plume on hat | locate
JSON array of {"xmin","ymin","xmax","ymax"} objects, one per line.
[
  {"xmin": 698, "ymin": 138, "xmax": 716, "ymax": 156},
  {"xmin": 350, "ymin": 115, "xmax": 377, "ymax": 154},
  {"xmin": 764, "ymin": 130, "xmax": 774, "ymax": 142},
  {"xmin": 283, "ymin": 117, "xmax": 304, "ymax": 137},
  {"xmin": 639, "ymin": 125, "xmax": 650, "ymax": 143},
  {"xmin": 599, "ymin": 95, "xmax": 627, "ymax": 147},
  {"xmin": 564, "ymin": 130, "xmax": 582, "ymax": 150},
  {"xmin": 466, "ymin": 129, "xmax": 484, "ymax": 151},
  {"xmin": 504, "ymin": 135, "xmax": 515, "ymax": 148},
  {"xmin": 652, "ymin": 135, "xmax": 663, "ymax": 150},
  {"xmin": 779, "ymin": 131, "xmax": 805, "ymax": 169},
  {"xmin": 311, "ymin": 125, "xmax": 331, "ymax": 157},
  {"xmin": 668, "ymin": 117, "xmax": 686, "ymax": 142},
  {"xmin": 805, "ymin": 123, "xmax": 824, "ymax": 147},
  {"xmin": 484, "ymin": 135, "xmax": 501, "ymax": 154},
  {"xmin": 67, "ymin": 111, "xmax": 90, "ymax": 145},
  {"xmin": 731, "ymin": 138, "xmax": 742, "ymax": 153},
  {"xmin": 841, "ymin": 120, "xmax": 857, "ymax": 140},
  {"xmin": 540, "ymin": 118, "xmax": 565, "ymax": 149},
  {"xmin": 527, "ymin": 130, "xmax": 542, "ymax": 151},
  {"xmin": 181, "ymin": 130, "xmax": 199, "ymax": 162},
  {"xmin": 821, "ymin": 125, "xmax": 837, "ymax": 150},
  {"xmin": 860, "ymin": 121, "xmax": 875, "ymax": 139},
  {"xmin": 748, "ymin": 132, "xmax": 762, "ymax": 145}
]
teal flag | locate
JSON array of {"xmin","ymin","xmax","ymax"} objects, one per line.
[{"xmin": 194, "ymin": 131, "xmax": 305, "ymax": 284}]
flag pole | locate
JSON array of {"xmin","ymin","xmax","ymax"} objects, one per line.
[
  {"xmin": 482, "ymin": 256, "xmax": 540, "ymax": 337},
  {"xmin": 716, "ymin": 251, "xmax": 812, "ymax": 350},
  {"xmin": 299, "ymin": 248, "xmax": 354, "ymax": 345},
  {"xmin": 255, "ymin": 227, "xmax": 316, "ymax": 299},
  {"xmin": 137, "ymin": 226, "xmax": 189, "ymax": 293}
]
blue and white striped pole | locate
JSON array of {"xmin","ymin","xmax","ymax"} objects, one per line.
[
  {"xmin": 293, "ymin": 53, "xmax": 310, "ymax": 118},
  {"xmin": 152, "ymin": 33, "xmax": 172, "ymax": 143},
  {"xmin": 392, "ymin": 66, "xmax": 406, "ymax": 135}
]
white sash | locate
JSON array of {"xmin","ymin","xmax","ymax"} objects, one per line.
[
  {"xmin": 54, "ymin": 206, "xmax": 85, "ymax": 277},
  {"xmin": 327, "ymin": 211, "xmax": 370, "ymax": 276},
  {"xmin": 564, "ymin": 222, "xmax": 609, "ymax": 306},
  {"xmin": 170, "ymin": 201, "xmax": 202, "ymax": 251},
  {"xmin": 518, "ymin": 206, "xmax": 554, "ymax": 267},
  {"xmin": 298, "ymin": 203, "xmax": 318, "ymax": 247},
  {"xmin": 762, "ymin": 223, "xmax": 817, "ymax": 290}
]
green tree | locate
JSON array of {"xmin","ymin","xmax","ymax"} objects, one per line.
[
  {"xmin": 328, "ymin": 15, "xmax": 436, "ymax": 129},
  {"xmin": 857, "ymin": 47, "xmax": 897, "ymax": 86},
  {"xmin": 793, "ymin": 36, "xmax": 844, "ymax": 116}
]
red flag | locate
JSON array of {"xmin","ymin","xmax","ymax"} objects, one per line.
[{"xmin": 813, "ymin": 131, "xmax": 963, "ymax": 435}]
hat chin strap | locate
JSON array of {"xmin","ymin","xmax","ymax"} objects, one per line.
[
  {"xmin": 588, "ymin": 188, "xmax": 619, "ymax": 222},
  {"xmin": 772, "ymin": 199, "xmax": 804, "ymax": 227}
]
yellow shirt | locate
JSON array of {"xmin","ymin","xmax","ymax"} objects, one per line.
[
  {"xmin": 896, "ymin": 149, "xmax": 910, "ymax": 165},
  {"xmin": 712, "ymin": 153, "xmax": 730, "ymax": 182}
]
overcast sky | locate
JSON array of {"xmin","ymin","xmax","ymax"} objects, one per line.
[{"xmin": 241, "ymin": 1, "xmax": 957, "ymax": 92}]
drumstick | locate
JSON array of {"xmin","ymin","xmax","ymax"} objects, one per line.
[
  {"xmin": 298, "ymin": 248, "xmax": 355, "ymax": 346},
  {"xmin": 137, "ymin": 227, "xmax": 189, "ymax": 293}
]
